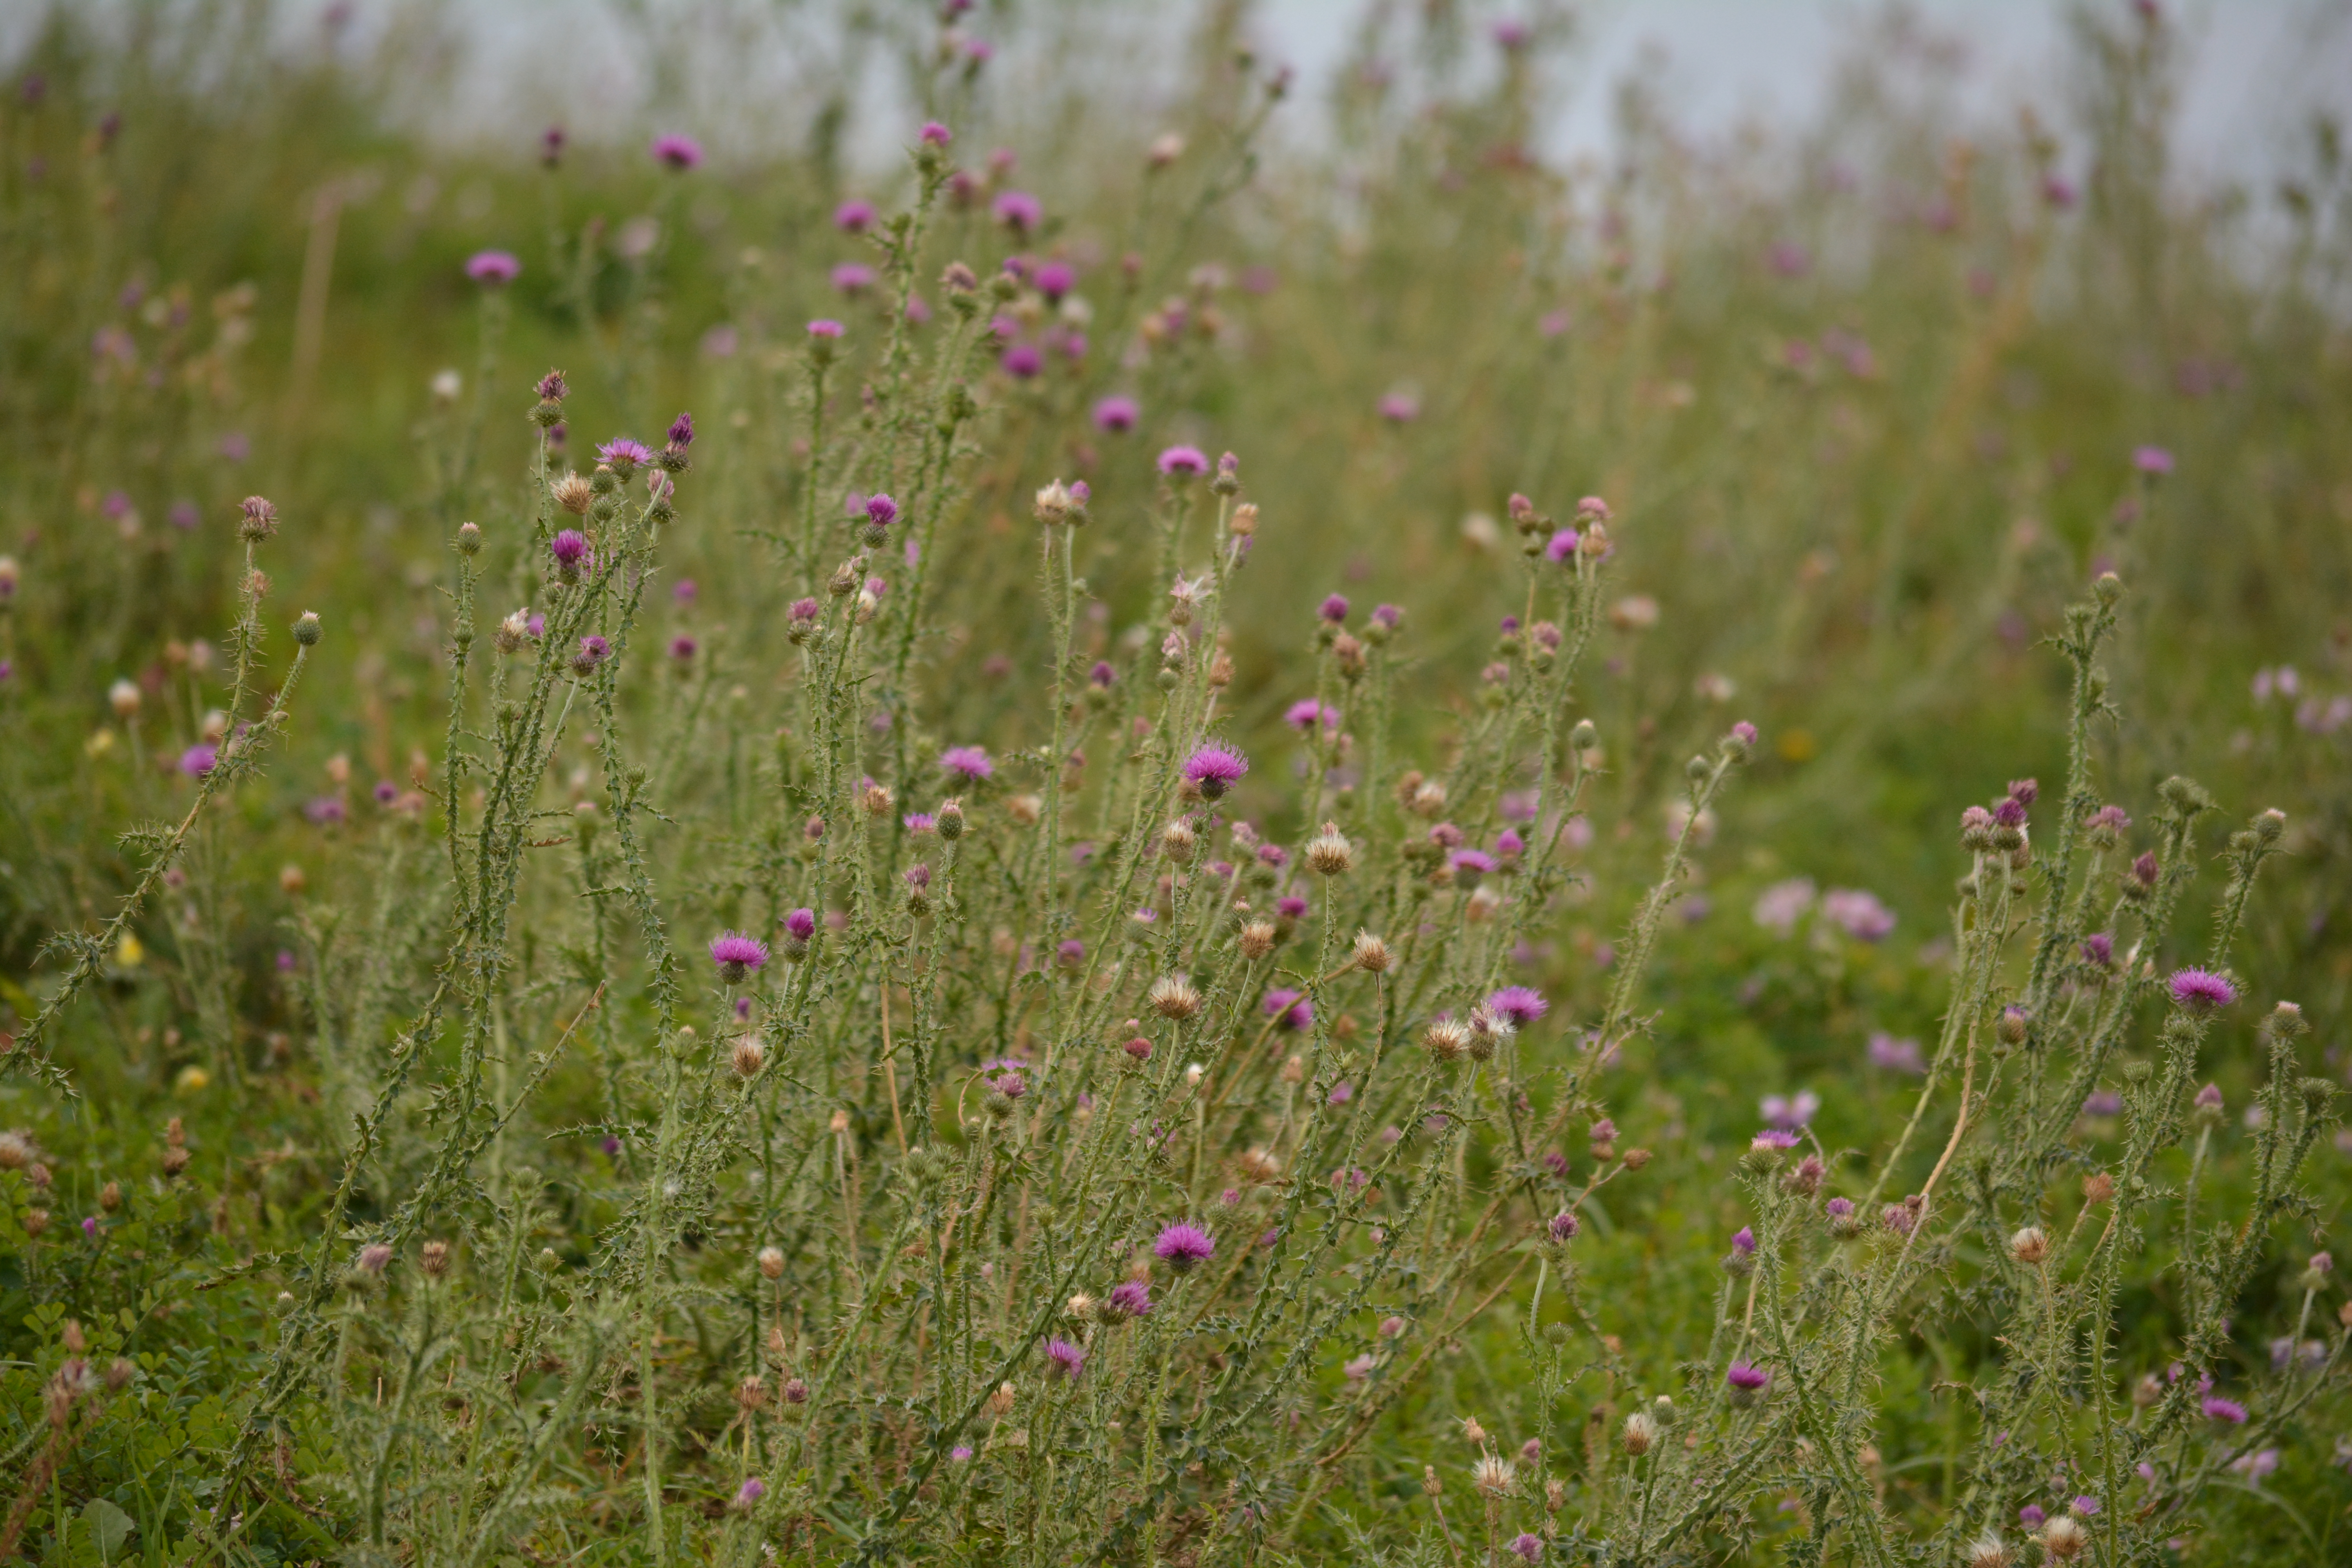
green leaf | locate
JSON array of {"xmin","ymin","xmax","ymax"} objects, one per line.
[{"xmin": 83, "ymin": 1497, "xmax": 136, "ymax": 1560}]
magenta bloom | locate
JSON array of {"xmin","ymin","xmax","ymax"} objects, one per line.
[
  {"xmin": 941, "ymin": 745, "xmax": 993, "ymax": 781},
  {"xmin": 669, "ymin": 635, "xmax": 696, "ymax": 661},
  {"xmin": 993, "ymin": 190, "xmax": 1042, "ymax": 232},
  {"xmin": 710, "ymin": 932, "xmax": 768, "ymax": 982},
  {"xmin": 1821, "ymin": 888, "xmax": 1896, "ymax": 942},
  {"xmin": 865, "ymin": 493, "xmax": 899, "ymax": 527},
  {"xmin": 1107, "ymin": 1278, "xmax": 1153, "ymax": 1318},
  {"xmin": 1154, "ymin": 1221, "xmax": 1216, "ymax": 1273},
  {"xmin": 1487, "ymin": 986, "xmax": 1547, "ymax": 1027},
  {"xmin": 1318, "ymin": 593, "xmax": 1350, "ymax": 623},
  {"xmin": 651, "ymin": 133, "xmax": 704, "ymax": 170},
  {"xmin": 734, "ymin": 1477, "xmax": 764, "ymax": 1508},
  {"xmin": 1000, "ymin": 343, "xmax": 1043, "ymax": 378},
  {"xmin": 833, "ymin": 199, "xmax": 877, "ymax": 233},
  {"xmin": 1509, "ymin": 1534, "xmax": 1543, "ymax": 1565},
  {"xmin": 465, "ymin": 249, "xmax": 521, "ymax": 285},
  {"xmin": 1545, "ymin": 527, "xmax": 1580, "ymax": 563},
  {"xmin": 2018, "ymin": 1504, "xmax": 2046, "ymax": 1528},
  {"xmin": 550, "ymin": 529, "xmax": 592, "ymax": 579},
  {"xmin": 1450, "ymin": 848, "xmax": 1496, "ymax": 880},
  {"xmin": 1378, "ymin": 392, "xmax": 1420, "ymax": 423},
  {"xmin": 1727, "ymin": 1361, "xmax": 1770, "ymax": 1391},
  {"xmin": 179, "ymin": 743, "xmax": 218, "ymax": 778},
  {"xmin": 1751, "ymin": 1129, "xmax": 1800, "ymax": 1151},
  {"xmin": 920, "ymin": 121, "xmax": 952, "ymax": 147},
  {"xmin": 831, "ymin": 262, "xmax": 875, "ymax": 296},
  {"xmin": 1157, "ymin": 445, "xmax": 1210, "ymax": 478},
  {"xmin": 806, "ymin": 319, "xmax": 845, "ymax": 339},
  {"xmin": 1730, "ymin": 1226, "xmax": 1756, "ymax": 1257},
  {"xmin": 1867, "ymin": 1033, "xmax": 1925, "ymax": 1074},
  {"xmin": 1044, "ymin": 1336, "xmax": 1086, "ymax": 1379},
  {"xmin": 2169, "ymin": 968, "xmax": 2235, "ymax": 1011},
  {"xmin": 1262, "ymin": 988, "xmax": 1312, "ymax": 1031},
  {"xmin": 2133, "ymin": 445, "xmax": 2175, "ymax": 475},
  {"xmin": 1730, "ymin": 720, "xmax": 1759, "ymax": 748},
  {"xmin": 784, "ymin": 907, "xmax": 817, "ymax": 943},
  {"xmin": 1183, "ymin": 743, "xmax": 1248, "ymax": 800},
  {"xmin": 2201, "ymin": 1395, "xmax": 2247, "ymax": 1423},
  {"xmin": 1033, "ymin": 261, "xmax": 1074, "ymax": 301},
  {"xmin": 1285, "ymin": 699, "xmax": 1338, "ymax": 732},
  {"xmin": 2081, "ymin": 933, "xmax": 2115, "ymax": 967},
  {"xmin": 571, "ymin": 635, "xmax": 610, "ymax": 674},
  {"xmin": 597, "ymin": 437, "xmax": 653, "ymax": 476},
  {"xmin": 1548, "ymin": 1210, "xmax": 1580, "ymax": 1243},
  {"xmin": 1094, "ymin": 395, "xmax": 1139, "ymax": 432}
]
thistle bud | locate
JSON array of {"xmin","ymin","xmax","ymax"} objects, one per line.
[
  {"xmin": 1149, "ymin": 976, "xmax": 1201, "ymax": 1020},
  {"xmin": 456, "ymin": 521, "xmax": 483, "ymax": 556},
  {"xmin": 238, "ymin": 495, "xmax": 279, "ymax": 543},
  {"xmin": 1622, "ymin": 1410, "xmax": 1658, "ymax": 1457},
  {"xmin": 420, "ymin": 1240, "xmax": 452, "ymax": 1278},
  {"xmin": 292, "ymin": 610, "xmax": 323, "ymax": 646},
  {"xmin": 1160, "ymin": 819, "xmax": 1196, "ymax": 863},
  {"xmin": 2009, "ymin": 1225, "xmax": 2049, "ymax": 1264},
  {"xmin": 986, "ymin": 1382, "xmax": 1017, "ymax": 1417},
  {"xmin": 1423, "ymin": 1018, "xmax": 1471, "ymax": 1063},
  {"xmin": 1996, "ymin": 1006, "xmax": 2029, "ymax": 1047},
  {"xmin": 937, "ymin": 799, "xmax": 966, "ymax": 840},
  {"xmin": 1238, "ymin": 920, "xmax": 1277, "ymax": 960},
  {"xmin": 1304, "ymin": 823, "xmax": 1353, "ymax": 876},
  {"xmin": 732, "ymin": 1038, "xmax": 766, "ymax": 1078}
]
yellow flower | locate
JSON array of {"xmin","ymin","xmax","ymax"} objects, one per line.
[
  {"xmin": 116, "ymin": 935, "xmax": 144, "ymax": 967},
  {"xmin": 173, "ymin": 1065, "xmax": 211, "ymax": 1096}
]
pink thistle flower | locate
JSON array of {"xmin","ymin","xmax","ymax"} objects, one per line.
[
  {"xmin": 1285, "ymin": 699, "xmax": 1338, "ymax": 732},
  {"xmin": 2201, "ymin": 1396, "xmax": 2247, "ymax": 1423},
  {"xmin": 651, "ymin": 133, "xmax": 704, "ymax": 170},
  {"xmin": 1509, "ymin": 1533, "xmax": 1543, "ymax": 1564},
  {"xmin": 597, "ymin": 437, "xmax": 652, "ymax": 477},
  {"xmin": 465, "ymin": 249, "xmax": 521, "ymax": 285},
  {"xmin": 734, "ymin": 1477, "xmax": 765, "ymax": 1509},
  {"xmin": 178, "ymin": 743, "xmax": 218, "ymax": 777},
  {"xmin": 940, "ymin": 745, "xmax": 993, "ymax": 781},
  {"xmin": 2168, "ymin": 968, "xmax": 2235, "ymax": 1011},
  {"xmin": 1547, "ymin": 1211, "xmax": 1580, "ymax": 1243},
  {"xmin": 1183, "ymin": 743, "xmax": 1248, "ymax": 800},
  {"xmin": 784, "ymin": 908, "xmax": 817, "ymax": 943},
  {"xmin": 2133, "ymin": 445, "xmax": 2175, "ymax": 475},
  {"xmin": 993, "ymin": 190, "xmax": 1042, "ymax": 232},
  {"xmin": 1487, "ymin": 986, "xmax": 1547, "ymax": 1027},
  {"xmin": 1377, "ymin": 392, "xmax": 1419, "ymax": 423},
  {"xmin": 1107, "ymin": 1278, "xmax": 1153, "ymax": 1318},
  {"xmin": 1727, "ymin": 1361, "xmax": 1770, "ymax": 1392},
  {"xmin": 920, "ymin": 121, "xmax": 952, "ymax": 147},
  {"xmin": 1094, "ymin": 395, "xmax": 1139, "ymax": 432},
  {"xmin": 833, "ymin": 199, "xmax": 877, "ymax": 233},
  {"xmin": 710, "ymin": 932, "xmax": 768, "ymax": 982},
  {"xmin": 1153, "ymin": 1221, "xmax": 1215, "ymax": 1272},
  {"xmin": 1000, "ymin": 343, "xmax": 1042, "ymax": 378},
  {"xmin": 1262, "ymin": 988, "xmax": 1312, "ymax": 1031},
  {"xmin": 1545, "ymin": 527, "xmax": 1580, "ymax": 563},
  {"xmin": 831, "ymin": 262, "xmax": 876, "ymax": 296},
  {"xmin": 1157, "ymin": 445, "xmax": 1210, "ymax": 478},
  {"xmin": 806, "ymin": 318, "xmax": 845, "ymax": 339},
  {"xmin": 1319, "ymin": 593, "xmax": 1350, "ymax": 623}
]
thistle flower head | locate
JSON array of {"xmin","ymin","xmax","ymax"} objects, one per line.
[
  {"xmin": 465, "ymin": 249, "xmax": 520, "ymax": 285},
  {"xmin": 596, "ymin": 437, "xmax": 652, "ymax": 477},
  {"xmin": 2167, "ymin": 968, "xmax": 2235, "ymax": 1011},
  {"xmin": 2201, "ymin": 1395, "xmax": 2247, "ymax": 1423},
  {"xmin": 1470, "ymin": 1455, "xmax": 1516, "ymax": 1496},
  {"xmin": 1149, "ymin": 975, "xmax": 1201, "ymax": 1020},
  {"xmin": 238, "ymin": 494, "xmax": 279, "ymax": 542},
  {"xmin": 784, "ymin": 907, "xmax": 818, "ymax": 943},
  {"xmin": 1183, "ymin": 743, "xmax": 1248, "ymax": 800},
  {"xmin": 1153, "ymin": 1221, "xmax": 1214, "ymax": 1272},
  {"xmin": 651, "ymin": 132, "xmax": 704, "ymax": 170},
  {"xmin": 1043, "ymin": 1336, "xmax": 1086, "ymax": 1379},
  {"xmin": 941, "ymin": 745, "xmax": 994, "ymax": 780},
  {"xmin": 1547, "ymin": 1210, "xmax": 1580, "ymax": 1244},
  {"xmin": 710, "ymin": 932, "xmax": 769, "ymax": 982},
  {"xmin": 1094, "ymin": 395, "xmax": 1138, "ymax": 432},
  {"xmin": 1509, "ymin": 1533, "xmax": 1543, "ymax": 1563},
  {"xmin": 1158, "ymin": 445, "xmax": 1210, "ymax": 478},
  {"xmin": 1487, "ymin": 986, "xmax": 1546, "ymax": 1027},
  {"xmin": 1106, "ymin": 1278, "xmax": 1153, "ymax": 1319}
]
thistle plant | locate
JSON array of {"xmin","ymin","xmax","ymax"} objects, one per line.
[{"xmin": 1, "ymin": 5, "xmax": 2348, "ymax": 1565}]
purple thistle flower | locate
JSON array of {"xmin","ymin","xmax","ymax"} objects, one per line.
[
  {"xmin": 1727, "ymin": 1361, "xmax": 1770, "ymax": 1391},
  {"xmin": 833, "ymin": 199, "xmax": 877, "ymax": 233},
  {"xmin": 784, "ymin": 908, "xmax": 817, "ymax": 942},
  {"xmin": 1318, "ymin": 593, "xmax": 1350, "ymax": 623},
  {"xmin": 1867, "ymin": 1033, "xmax": 1924, "ymax": 1074},
  {"xmin": 1826, "ymin": 1197, "xmax": 1855, "ymax": 1221},
  {"xmin": 806, "ymin": 318, "xmax": 844, "ymax": 339},
  {"xmin": 597, "ymin": 437, "xmax": 653, "ymax": 477},
  {"xmin": 667, "ymin": 411, "xmax": 695, "ymax": 450},
  {"xmin": 1548, "ymin": 1210, "xmax": 1580, "ymax": 1243},
  {"xmin": 2018, "ymin": 1504, "xmax": 2046, "ymax": 1528},
  {"xmin": 1107, "ymin": 1278, "xmax": 1153, "ymax": 1318},
  {"xmin": 1450, "ymin": 848, "xmax": 1496, "ymax": 877},
  {"xmin": 465, "ymin": 249, "xmax": 521, "ymax": 285},
  {"xmin": 1495, "ymin": 828, "xmax": 1525, "ymax": 858},
  {"xmin": 2083, "ymin": 1091, "xmax": 2123, "ymax": 1117},
  {"xmin": 1731, "ymin": 720, "xmax": 1759, "ymax": 747},
  {"xmin": 1545, "ymin": 528, "xmax": 1580, "ymax": 563},
  {"xmin": 303, "ymin": 796, "xmax": 346, "ymax": 825},
  {"xmin": 2168, "ymin": 968, "xmax": 2235, "ymax": 1011},
  {"xmin": 1510, "ymin": 1533, "xmax": 1543, "ymax": 1564},
  {"xmin": 1262, "ymin": 988, "xmax": 1312, "ymax": 1031},
  {"xmin": 1285, "ymin": 698, "xmax": 1338, "ymax": 732},
  {"xmin": 1487, "ymin": 986, "xmax": 1548, "ymax": 1027},
  {"xmin": 903, "ymin": 812, "xmax": 936, "ymax": 834},
  {"xmin": 1000, "ymin": 343, "xmax": 1043, "ymax": 379},
  {"xmin": 2081, "ymin": 933, "xmax": 2114, "ymax": 967},
  {"xmin": 550, "ymin": 529, "xmax": 592, "ymax": 579},
  {"xmin": 1275, "ymin": 895, "xmax": 1308, "ymax": 919},
  {"xmin": 2201, "ymin": 1396, "xmax": 2247, "ymax": 1423},
  {"xmin": 865, "ymin": 493, "xmax": 899, "ymax": 528},
  {"xmin": 1183, "ymin": 743, "xmax": 1248, "ymax": 800},
  {"xmin": 1371, "ymin": 603, "xmax": 1401, "ymax": 628},
  {"xmin": 1154, "ymin": 1221, "xmax": 1215, "ymax": 1273},
  {"xmin": 710, "ymin": 932, "xmax": 769, "ymax": 982},
  {"xmin": 179, "ymin": 743, "xmax": 218, "ymax": 777},
  {"xmin": 1094, "ymin": 395, "xmax": 1139, "ymax": 432},
  {"xmin": 920, "ymin": 121, "xmax": 952, "ymax": 147},
  {"xmin": 734, "ymin": 1477, "xmax": 764, "ymax": 1508},
  {"xmin": 571, "ymin": 635, "xmax": 610, "ymax": 674},
  {"xmin": 1751, "ymin": 1129, "xmax": 1800, "ymax": 1151},
  {"xmin": 789, "ymin": 597, "xmax": 820, "ymax": 624},
  {"xmin": 993, "ymin": 190, "xmax": 1042, "ymax": 232},
  {"xmin": 1327, "ymin": 1081, "xmax": 1353, "ymax": 1105},
  {"xmin": 941, "ymin": 745, "xmax": 994, "ymax": 780},
  {"xmin": 375, "ymin": 780, "xmax": 399, "ymax": 804},
  {"xmin": 949, "ymin": 1443, "xmax": 973, "ymax": 1461},
  {"xmin": 1257, "ymin": 844, "xmax": 1288, "ymax": 869},
  {"xmin": 1377, "ymin": 392, "xmax": 1420, "ymax": 423},
  {"xmin": 2133, "ymin": 445, "xmax": 2175, "ymax": 475},
  {"xmin": 831, "ymin": 262, "xmax": 876, "ymax": 296},
  {"xmin": 1089, "ymin": 661, "xmax": 1116, "ymax": 688},
  {"xmin": 1761, "ymin": 1089, "xmax": 1820, "ymax": 1129},
  {"xmin": 651, "ymin": 133, "xmax": 704, "ymax": 170},
  {"xmin": 669, "ymin": 635, "xmax": 696, "ymax": 661},
  {"xmin": 1821, "ymin": 888, "xmax": 1896, "ymax": 942},
  {"xmin": 1157, "ymin": 445, "xmax": 1210, "ymax": 478},
  {"xmin": 1033, "ymin": 260, "xmax": 1074, "ymax": 301},
  {"xmin": 1731, "ymin": 1226, "xmax": 1757, "ymax": 1257}
]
